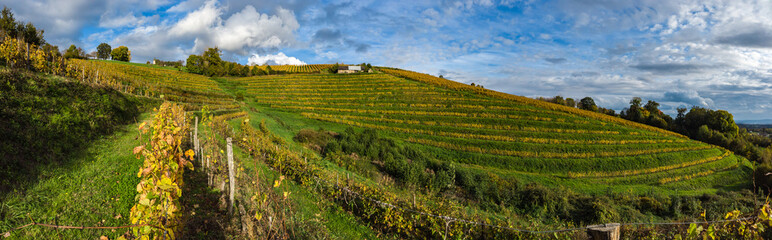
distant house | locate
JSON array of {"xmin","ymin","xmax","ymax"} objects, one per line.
[{"xmin": 338, "ymin": 65, "xmax": 362, "ymax": 73}]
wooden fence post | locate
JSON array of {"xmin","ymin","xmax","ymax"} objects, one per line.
[
  {"xmin": 194, "ymin": 117, "xmax": 199, "ymax": 167},
  {"xmin": 587, "ymin": 223, "xmax": 620, "ymax": 240},
  {"xmin": 227, "ymin": 137, "xmax": 235, "ymax": 215}
]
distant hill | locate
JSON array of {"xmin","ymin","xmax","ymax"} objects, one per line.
[{"xmin": 737, "ymin": 119, "xmax": 772, "ymax": 125}]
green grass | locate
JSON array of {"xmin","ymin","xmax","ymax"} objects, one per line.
[{"xmin": 0, "ymin": 113, "xmax": 151, "ymax": 239}]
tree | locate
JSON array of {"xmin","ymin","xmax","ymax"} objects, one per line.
[
  {"xmin": 111, "ymin": 46, "xmax": 130, "ymax": 62},
  {"xmin": 630, "ymin": 97, "xmax": 643, "ymax": 109},
  {"xmin": 97, "ymin": 43, "xmax": 111, "ymax": 60},
  {"xmin": 565, "ymin": 98, "xmax": 576, "ymax": 108},
  {"xmin": 185, "ymin": 55, "xmax": 203, "ymax": 74},
  {"xmin": 552, "ymin": 96, "xmax": 565, "ymax": 105},
  {"xmin": 644, "ymin": 100, "xmax": 660, "ymax": 114},
  {"xmin": 64, "ymin": 44, "xmax": 84, "ymax": 59},
  {"xmin": 265, "ymin": 65, "xmax": 273, "ymax": 75},
  {"xmin": 202, "ymin": 47, "xmax": 222, "ymax": 67},
  {"xmin": 578, "ymin": 97, "xmax": 598, "ymax": 112},
  {"xmin": 0, "ymin": 6, "xmax": 17, "ymax": 38},
  {"xmin": 251, "ymin": 66, "xmax": 265, "ymax": 76}
]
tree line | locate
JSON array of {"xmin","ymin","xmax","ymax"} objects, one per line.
[{"xmin": 186, "ymin": 47, "xmax": 269, "ymax": 77}]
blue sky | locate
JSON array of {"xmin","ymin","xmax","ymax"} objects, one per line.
[{"xmin": 4, "ymin": 0, "xmax": 772, "ymax": 122}]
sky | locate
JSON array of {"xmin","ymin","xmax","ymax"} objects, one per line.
[{"xmin": 3, "ymin": 0, "xmax": 772, "ymax": 122}]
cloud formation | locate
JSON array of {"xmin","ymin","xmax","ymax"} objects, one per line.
[{"xmin": 248, "ymin": 52, "xmax": 306, "ymax": 66}]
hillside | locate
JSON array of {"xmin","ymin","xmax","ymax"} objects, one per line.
[
  {"xmin": 237, "ymin": 69, "xmax": 750, "ymax": 195},
  {"xmin": 1, "ymin": 60, "xmax": 760, "ymax": 239}
]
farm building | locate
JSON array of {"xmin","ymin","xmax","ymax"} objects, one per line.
[{"xmin": 338, "ymin": 65, "xmax": 362, "ymax": 73}]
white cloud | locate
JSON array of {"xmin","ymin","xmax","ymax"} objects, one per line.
[
  {"xmin": 248, "ymin": 52, "xmax": 306, "ymax": 65},
  {"xmin": 166, "ymin": 0, "xmax": 299, "ymax": 55},
  {"xmin": 106, "ymin": 0, "xmax": 299, "ymax": 62}
]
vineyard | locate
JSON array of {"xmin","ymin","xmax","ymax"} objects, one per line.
[
  {"xmin": 252, "ymin": 64, "xmax": 334, "ymax": 73},
  {"xmin": 1, "ymin": 59, "xmax": 761, "ymax": 239},
  {"xmin": 65, "ymin": 59, "xmax": 238, "ymax": 111},
  {"xmin": 239, "ymin": 71, "xmax": 750, "ymax": 194}
]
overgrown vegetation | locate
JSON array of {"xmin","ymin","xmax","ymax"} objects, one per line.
[{"xmin": 0, "ymin": 68, "xmax": 151, "ymax": 193}]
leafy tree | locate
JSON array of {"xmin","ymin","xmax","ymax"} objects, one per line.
[
  {"xmin": 64, "ymin": 44, "xmax": 84, "ymax": 59},
  {"xmin": 0, "ymin": 6, "xmax": 17, "ymax": 38},
  {"xmin": 565, "ymin": 98, "xmax": 576, "ymax": 108},
  {"xmin": 185, "ymin": 55, "xmax": 203, "ymax": 74},
  {"xmin": 578, "ymin": 97, "xmax": 598, "ymax": 112},
  {"xmin": 241, "ymin": 65, "xmax": 249, "ymax": 77},
  {"xmin": 644, "ymin": 100, "xmax": 660, "ymax": 114},
  {"xmin": 630, "ymin": 97, "xmax": 643, "ymax": 109},
  {"xmin": 552, "ymin": 96, "xmax": 565, "ymax": 105},
  {"xmin": 202, "ymin": 47, "xmax": 221, "ymax": 67},
  {"xmin": 110, "ymin": 46, "xmax": 130, "ymax": 62},
  {"xmin": 265, "ymin": 65, "xmax": 274, "ymax": 75},
  {"xmin": 251, "ymin": 66, "xmax": 265, "ymax": 76},
  {"xmin": 96, "ymin": 43, "xmax": 111, "ymax": 60},
  {"xmin": 21, "ymin": 22, "xmax": 43, "ymax": 46}
]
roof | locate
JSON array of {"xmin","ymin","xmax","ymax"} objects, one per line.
[{"xmin": 337, "ymin": 65, "xmax": 362, "ymax": 71}]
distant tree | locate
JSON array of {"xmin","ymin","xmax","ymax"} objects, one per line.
[
  {"xmin": 565, "ymin": 98, "xmax": 576, "ymax": 108},
  {"xmin": 251, "ymin": 66, "xmax": 265, "ymax": 76},
  {"xmin": 578, "ymin": 97, "xmax": 598, "ymax": 112},
  {"xmin": 64, "ymin": 44, "xmax": 84, "ymax": 59},
  {"xmin": 265, "ymin": 65, "xmax": 274, "ymax": 75},
  {"xmin": 439, "ymin": 75, "xmax": 444, "ymax": 79},
  {"xmin": 185, "ymin": 54, "xmax": 203, "ymax": 74},
  {"xmin": 202, "ymin": 47, "xmax": 222, "ymax": 67},
  {"xmin": 644, "ymin": 100, "xmax": 661, "ymax": 114},
  {"xmin": 241, "ymin": 65, "xmax": 249, "ymax": 77},
  {"xmin": 552, "ymin": 96, "xmax": 565, "ymax": 105},
  {"xmin": 471, "ymin": 83, "xmax": 475, "ymax": 86},
  {"xmin": 96, "ymin": 43, "xmax": 111, "ymax": 60},
  {"xmin": 110, "ymin": 46, "xmax": 130, "ymax": 62},
  {"xmin": 630, "ymin": 97, "xmax": 643, "ymax": 109}
]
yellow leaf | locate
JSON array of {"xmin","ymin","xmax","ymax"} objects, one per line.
[
  {"xmin": 133, "ymin": 146, "xmax": 144, "ymax": 155},
  {"xmin": 138, "ymin": 122, "xmax": 147, "ymax": 130},
  {"xmin": 100, "ymin": 236, "xmax": 109, "ymax": 240},
  {"xmin": 273, "ymin": 180, "xmax": 281, "ymax": 188}
]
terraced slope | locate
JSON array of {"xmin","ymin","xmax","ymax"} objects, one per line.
[
  {"xmin": 253, "ymin": 64, "xmax": 334, "ymax": 73},
  {"xmin": 68, "ymin": 59, "xmax": 237, "ymax": 111},
  {"xmin": 238, "ymin": 71, "xmax": 747, "ymax": 193}
]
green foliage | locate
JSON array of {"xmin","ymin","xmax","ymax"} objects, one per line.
[
  {"xmin": 111, "ymin": 46, "xmax": 131, "ymax": 62},
  {"xmin": 64, "ymin": 44, "xmax": 85, "ymax": 59},
  {"xmin": 97, "ymin": 43, "xmax": 111, "ymax": 60},
  {"xmin": 578, "ymin": 97, "xmax": 599, "ymax": 111},
  {"xmin": 185, "ymin": 54, "xmax": 202, "ymax": 74},
  {"xmin": 0, "ymin": 69, "xmax": 146, "ymax": 192}
]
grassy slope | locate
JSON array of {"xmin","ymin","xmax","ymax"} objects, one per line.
[{"xmin": 0, "ymin": 114, "xmax": 151, "ymax": 239}]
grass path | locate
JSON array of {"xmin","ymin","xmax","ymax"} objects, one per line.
[{"xmin": 0, "ymin": 113, "xmax": 152, "ymax": 239}]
